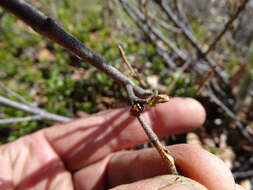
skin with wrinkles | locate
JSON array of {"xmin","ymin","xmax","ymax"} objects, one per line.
[{"xmin": 0, "ymin": 98, "xmax": 245, "ymax": 190}]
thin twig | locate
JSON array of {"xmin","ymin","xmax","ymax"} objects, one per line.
[
  {"xmin": 0, "ymin": 82, "xmax": 36, "ymax": 107},
  {"xmin": 205, "ymin": 0, "xmax": 250, "ymax": 55},
  {"xmin": 194, "ymin": 66, "xmax": 216, "ymax": 96},
  {"xmin": 156, "ymin": 18, "xmax": 182, "ymax": 33},
  {"xmin": 0, "ymin": 0, "xmax": 151, "ymax": 99},
  {"xmin": 156, "ymin": 0, "xmax": 203, "ymax": 55},
  {"xmin": 126, "ymin": 84, "xmax": 146, "ymax": 103},
  {"xmin": 137, "ymin": 115, "xmax": 178, "ymax": 174},
  {"xmin": 0, "ymin": 95, "xmax": 71, "ymax": 122},
  {"xmin": 126, "ymin": 82, "xmax": 178, "ymax": 174},
  {"xmin": 119, "ymin": 0, "xmax": 178, "ymax": 69},
  {"xmin": 118, "ymin": 44, "xmax": 147, "ymax": 87},
  {"xmin": 173, "ymin": 0, "xmax": 191, "ymax": 31},
  {"xmin": 234, "ymin": 169, "xmax": 253, "ymax": 179},
  {"xmin": 118, "ymin": 44, "xmax": 136, "ymax": 76},
  {"xmin": 120, "ymin": 0, "xmax": 187, "ymax": 62},
  {"xmin": 155, "ymin": 0, "xmax": 229, "ymax": 84},
  {"xmin": 209, "ymin": 92, "xmax": 253, "ymax": 145},
  {"xmin": 0, "ymin": 115, "xmax": 44, "ymax": 124}
]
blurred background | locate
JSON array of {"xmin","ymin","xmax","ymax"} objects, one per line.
[{"xmin": 0, "ymin": 0, "xmax": 252, "ymax": 189}]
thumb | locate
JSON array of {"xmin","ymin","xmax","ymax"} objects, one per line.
[{"xmin": 109, "ymin": 175, "xmax": 207, "ymax": 190}]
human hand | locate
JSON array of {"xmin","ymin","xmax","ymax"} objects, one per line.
[{"xmin": 0, "ymin": 98, "xmax": 244, "ymax": 190}]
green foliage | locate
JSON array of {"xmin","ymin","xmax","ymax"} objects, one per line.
[{"xmin": 161, "ymin": 73, "xmax": 197, "ymax": 97}]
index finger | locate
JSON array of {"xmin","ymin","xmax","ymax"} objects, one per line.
[{"xmin": 44, "ymin": 98, "xmax": 206, "ymax": 171}]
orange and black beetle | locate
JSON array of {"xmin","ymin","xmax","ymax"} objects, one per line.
[{"xmin": 130, "ymin": 103, "xmax": 145, "ymax": 116}]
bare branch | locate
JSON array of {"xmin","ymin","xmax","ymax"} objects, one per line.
[
  {"xmin": 155, "ymin": 0, "xmax": 229, "ymax": 84},
  {"xmin": 173, "ymin": 0, "xmax": 192, "ymax": 33},
  {"xmin": 0, "ymin": 95, "xmax": 71, "ymax": 122},
  {"xmin": 126, "ymin": 85, "xmax": 178, "ymax": 174},
  {"xmin": 205, "ymin": 0, "xmax": 250, "ymax": 55},
  {"xmin": 209, "ymin": 92, "xmax": 253, "ymax": 145},
  {"xmin": 0, "ymin": 0, "xmax": 151, "ymax": 99},
  {"xmin": 120, "ymin": 0, "xmax": 187, "ymax": 63},
  {"xmin": 156, "ymin": 18, "xmax": 182, "ymax": 33},
  {"xmin": 126, "ymin": 84, "xmax": 145, "ymax": 104},
  {"xmin": 194, "ymin": 66, "xmax": 216, "ymax": 96},
  {"xmin": 122, "ymin": 2, "xmax": 174, "ymax": 64},
  {"xmin": 137, "ymin": 115, "xmax": 178, "ymax": 174},
  {"xmin": 156, "ymin": 0, "xmax": 203, "ymax": 54},
  {"xmin": 234, "ymin": 169, "xmax": 253, "ymax": 179},
  {"xmin": 119, "ymin": 1, "xmax": 177, "ymax": 69},
  {"xmin": 0, "ymin": 82, "xmax": 36, "ymax": 107},
  {"xmin": 118, "ymin": 44, "xmax": 147, "ymax": 87},
  {"xmin": 0, "ymin": 115, "xmax": 44, "ymax": 124},
  {"xmin": 118, "ymin": 44, "xmax": 136, "ymax": 76}
]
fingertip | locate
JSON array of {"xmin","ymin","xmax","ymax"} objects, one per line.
[
  {"xmin": 169, "ymin": 144, "xmax": 235, "ymax": 190},
  {"xmin": 108, "ymin": 144, "xmax": 235, "ymax": 190},
  {"xmin": 180, "ymin": 98, "xmax": 206, "ymax": 126},
  {"xmin": 150, "ymin": 98, "xmax": 206, "ymax": 135}
]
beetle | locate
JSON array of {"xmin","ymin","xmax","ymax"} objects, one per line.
[
  {"xmin": 130, "ymin": 94, "xmax": 169, "ymax": 116},
  {"xmin": 130, "ymin": 102, "xmax": 145, "ymax": 116}
]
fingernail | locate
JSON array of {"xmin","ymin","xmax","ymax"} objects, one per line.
[{"xmin": 159, "ymin": 184, "xmax": 195, "ymax": 190}]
